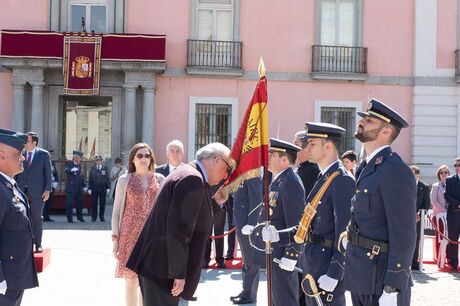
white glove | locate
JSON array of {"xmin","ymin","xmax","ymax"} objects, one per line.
[
  {"xmin": 106, "ymin": 189, "xmax": 111, "ymax": 195},
  {"xmin": 0, "ymin": 280, "xmax": 7, "ymax": 295},
  {"xmin": 379, "ymin": 291, "xmax": 398, "ymax": 306},
  {"xmin": 262, "ymin": 225, "xmax": 280, "ymax": 242},
  {"xmin": 83, "ymin": 187, "xmax": 88, "ymax": 193},
  {"xmin": 71, "ymin": 167, "xmax": 79, "ymax": 172},
  {"xmin": 52, "ymin": 182, "xmax": 58, "ymax": 189},
  {"xmin": 318, "ymin": 274, "xmax": 339, "ymax": 292},
  {"xmin": 241, "ymin": 225, "xmax": 254, "ymax": 235},
  {"xmin": 87, "ymin": 189, "xmax": 92, "ymax": 195},
  {"xmin": 279, "ymin": 257, "xmax": 297, "ymax": 272},
  {"xmin": 342, "ymin": 236, "xmax": 348, "ymax": 250}
]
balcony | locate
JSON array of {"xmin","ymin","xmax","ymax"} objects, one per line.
[
  {"xmin": 456, "ymin": 49, "xmax": 460, "ymax": 82},
  {"xmin": 312, "ymin": 45, "xmax": 367, "ymax": 81},
  {"xmin": 186, "ymin": 39, "xmax": 243, "ymax": 76}
]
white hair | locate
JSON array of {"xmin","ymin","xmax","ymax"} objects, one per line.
[
  {"xmin": 166, "ymin": 139, "xmax": 184, "ymax": 152},
  {"xmin": 196, "ymin": 142, "xmax": 230, "ymax": 161}
]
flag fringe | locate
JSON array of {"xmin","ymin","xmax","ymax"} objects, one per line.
[{"xmin": 223, "ymin": 168, "xmax": 261, "ymax": 195}]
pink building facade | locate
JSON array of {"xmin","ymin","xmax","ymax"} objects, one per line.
[{"xmin": 0, "ymin": 0, "xmax": 458, "ymax": 182}]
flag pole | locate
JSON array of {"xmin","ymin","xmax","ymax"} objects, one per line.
[{"xmin": 258, "ymin": 57, "xmax": 273, "ymax": 306}]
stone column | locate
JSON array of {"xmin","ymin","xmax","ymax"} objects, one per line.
[
  {"xmin": 12, "ymin": 83, "xmax": 25, "ymax": 132},
  {"xmin": 31, "ymin": 82, "xmax": 45, "ymax": 137},
  {"xmin": 123, "ymin": 86, "xmax": 137, "ymax": 154},
  {"xmin": 142, "ymin": 86, "xmax": 156, "ymax": 148}
]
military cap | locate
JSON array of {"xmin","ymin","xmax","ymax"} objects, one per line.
[
  {"xmin": 72, "ymin": 150, "xmax": 83, "ymax": 157},
  {"xmin": 0, "ymin": 128, "xmax": 27, "ymax": 151},
  {"xmin": 357, "ymin": 98, "xmax": 409, "ymax": 128},
  {"xmin": 94, "ymin": 155, "xmax": 103, "ymax": 160},
  {"xmin": 304, "ymin": 122, "xmax": 346, "ymax": 140},
  {"xmin": 269, "ymin": 138, "xmax": 301, "ymax": 155}
]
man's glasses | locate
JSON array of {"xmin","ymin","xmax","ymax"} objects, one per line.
[
  {"xmin": 136, "ymin": 153, "xmax": 151, "ymax": 160},
  {"xmin": 454, "ymin": 164, "xmax": 460, "ymax": 168},
  {"xmin": 219, "ymin": 157, "xmax": 233, "ymax": 173}
]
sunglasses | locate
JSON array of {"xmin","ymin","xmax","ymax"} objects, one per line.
[
  {"xmin": 136, "ymin": 153, "xmax": 151, "ymax": 160},
  {"xmin": 440, "ymin": 171, "xmax": 449, "ymax": 175},
  {"xmin": 454, "ymin": 164, "xmax": 460, "ymax": 168}
]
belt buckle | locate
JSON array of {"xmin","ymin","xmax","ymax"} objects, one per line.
[
  {"xmin": 326, "ymin": 293, "xmax": 334, "ymax": 302},
  {"xmin": 369, "ymin": 245, "xmax": 380, "ymax": 260}
]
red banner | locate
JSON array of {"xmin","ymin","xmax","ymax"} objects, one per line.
[{"xmin": 63, "ymin": 35, "xmax": 102, "ymax": 95}]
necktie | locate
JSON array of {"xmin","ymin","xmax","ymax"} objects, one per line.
[
  {"xmin": 350, "ymin": 168, "xmax": 355, "ymax": 176},
  {"xmin": 355, "ymin": 160, "xmax": 367, "ymax": 179},
  {"xmin": 27, "ymin": 152, "xmax": 32, "ymax": 169},
  {"xmin": 98, "ymin": 165, "xmax": 101, "ymax": 171}
]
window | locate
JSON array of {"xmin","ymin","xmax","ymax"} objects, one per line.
[
  {"xmin": 188, "ymin": 97, "xmax": 238, "ymax": 158},
  {"xmin": 320, "ymin": 106, "xmax": 356, "ymax": 153},
  {"xmin": 196, "ymin": 0, "xmax": 233, "ymax": 41},
  {"xmin": 69, "ymin": 3, "xmax": 107, "ymax": 33},
  {"xmin": 320, "ymin": 0, "xmax": 355, "ymax": 46}
]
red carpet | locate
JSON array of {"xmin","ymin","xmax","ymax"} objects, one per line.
[
  {"xmin": 34, "ymin": 248, "xmax": 51, "ymax": 273},
  {"xmin": 208, "ymin": 257, "xmax": 243, "ymax": 269}
]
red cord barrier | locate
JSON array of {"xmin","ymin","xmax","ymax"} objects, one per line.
[
  {"xmin": 209, "ymin": 226, "xmax": 236, "ymax": 239},
  {"xmin": 427, "ymin": 217, "xmax": 460, "ymax": 245}
]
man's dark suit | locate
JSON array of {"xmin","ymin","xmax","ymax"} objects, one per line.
[
  {"xmin": 0, "ymin": 174, "xmax": 38, "ymax": 305},
  {"xmin": 64, "ymin": 161, "xmax": 85, "ymax": 222},
  {"xmin": 88, "ymin": 165, "xmax": 110, "ymax": 221},
  {"xmin": 126, "ymin": 162, "xmax": 213, "ymax": 304},
  {"xmin": 444, "ymin": 173, "xmax": 460, "ymax": 270},
  {"xmin": 16, "ymin": 148, "xmax": 52, "ymax": 249},
  {"xmin": 296, "ymin": 160, "xmax": 320, "ymax": 197},
  {"xmin": 412, "ymin": 180, "xmax": 431, "ymax": 269},
  {"xmin": 43, "ymin": 160, "xmax": 59, "ymax": 221},
  {"xmin": 155, "ymin": 164, "xmax": 170, "ymax": 177}
]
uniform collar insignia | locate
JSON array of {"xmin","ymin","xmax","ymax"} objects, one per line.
[
  {"xmin": 324, "ymin": 173, "xmax": 330, "ymax": 180},
  {"xmin": 6, "ymin": 181, "xmax": 12, "ymax": 190},
  {"xmin": 375, "ymin": 156, "xmax": 383, "ymax": 165}
]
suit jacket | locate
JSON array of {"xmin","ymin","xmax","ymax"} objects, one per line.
[
  {"xmin": 302, "ymin": 161, "xmax": 355, "ymax": 282},
  {"xmin": 126, "ymin": 162, "xmax": 213, "ymax": 300},
  {"xmin": 88, "ymin": 165, "xmax": 110, "ymax": 193},
  {"xmin": 0, "ymin": 174, "xmax": 38, "ymax": 290},
  {"xmin": 416, "ymin": 180, "xmax": 431, "ymax": 212},
  {"xmin": 343, "ymin": 147, "xmax": 416, "ymax": 295},
  {"xmin": 444, "ymin": 174, "xmax": 460, "ymax": 213},
  {"xmin": 430, "ymin": 182, "xmax": 447, "ymax": 216},
  {"xmin": 16, "ymin": 148, "xmax": 52, "ymax": 198},
  {"xmin": 296, "ymin": 161, "xmax": 320, "ymax": 198},
  {"xmin": 233, "ymin": 176, "xmax": 263, "ymax": 229},
  {"xmin": 64, "ymin": 161, "xmax": 85, "ymax": 193},
  {"xmin": 155, "ymin": 163, "xmax": 170, "ymax": 177}
]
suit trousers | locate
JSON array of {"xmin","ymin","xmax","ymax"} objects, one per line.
[
  {"xmin": 91, "ymin": 191, "xmax": 106, "ymax": 221},
  {"xmin": 66, "ymin": 192, "xmax": 83, "ymax": 221},
  {"xmin": 447, "ymin": 210, "xmax": 460, "ymax": 268},
  {"xmin": 204, "ymin": 205, "xmax": 226, "ymax": 264},
  {"xmin": 412, "ymin": 220, "xmax": 422, "ymax": 268},
  {"xmin": 26, "ymin": 194, "xmax": 44, "ymax": 248},
  {"xmin": 0, "ymin": 289, "xmax": 24, "ymax": 306},
  {"xmin": 226, "ymin": 197, "xmax": 236, "ymax": 257},
  {"xmin": 236, "ymin": 229, "xmax": 260, "ymax": 300},
  {"xmin": 43, "ymin": 191, "xmax": 54, "ymax": 220},
  {"xmin": 272, "ymin": 262, "xmax": 299, "ymax": 306},
  {"xmin": 350, "ymin": 288, "xmax": 411, "ymax": 306},
  {"xmin": 139, "ymin": 276, "xmax": 179, "ymax": 306}
]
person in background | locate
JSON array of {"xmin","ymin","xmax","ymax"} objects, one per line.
[
  {"xmin": 126, "ymin": 143, "xmax": 231, "ymax": 306},
  {"xmin": 111, "ymin": 157, "xmax": 127, "ymax": 200},
  {"xmin": 224, "ymin": 196, "xmax": 236, "ymax": 262},
  {"xmin": 156, "ymin": 140, "xmax": 184, "ymax": 177},
  {"xmin": 0, "ymin": 128, "xmax": 38, "ymax": 305},
  {"xmin": 341, "ymin": 150, "xmax": 358, "ymax": 177},
  {"xmin": 430, "ymin": 165, "xmax": 450, "ymax": 266},
  {"xmin": 111, "ymin": 143, "xmax": 165, "ymax": 306},
  {"xmin": 88, "ymin": 155, "xmax": 110, "ymax": 222},
  {"xmin": 64, "ymin": 151, "xmax": 86, "ymax": 223},
  {"xmin": 43, "ymin": 149, "xmax": 59, "ymax": 222},
  {"xmin": 444, "ymin": 157, "xmax": 460, "ymax": 272},
  {"xmin": 293, "ymin": 131, "xmax": 320, "ymax": 197},
  {"xmin": 410, "ymin": 165, "xmax": 431, "ymax": 270},
  {"xmin": 16, "ymin": 132, "xmax": 52, "ymax": 252}
]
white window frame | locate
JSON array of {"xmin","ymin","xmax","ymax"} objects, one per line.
[
  {"xmin": 314, "ymin": 100, "xmax": 362, "ymax": 152},
  {"xmin": 68, "ymin": 1, "xmax": 108, "ymax": 33},
  {"xmin": 188, "ymin": 97, "xmax": 239, "ymax": 159}
]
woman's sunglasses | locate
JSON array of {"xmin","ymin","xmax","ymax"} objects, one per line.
[{"xmin": 136, "ymin": 153, "xmax": 151, "ymax": 160}]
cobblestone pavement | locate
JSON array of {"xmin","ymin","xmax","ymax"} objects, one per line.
[{"xmin": 20, "ymin": 204, "xmax": 460, "ymax": 305}]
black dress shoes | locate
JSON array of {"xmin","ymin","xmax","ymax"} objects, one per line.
[
  {"xmin": 233, "ymin": 296, "xmax": 256, "ymax": 304},
  {"xmin": 217, "ymin": 262, "xmax": 227, "ymax": 269},
  {"xmin": 100, "ymin": 218, "xmax": 105, "ymax": 222},
  {"xmin": 189, "ymin": 296, "xmax": 198, "ymax": 301},
  {"xmin": 225, "ymin": 255, "xmax": 234, "ymax": 261},
  {"xmin": 68, "ymin": 219, "xmax": 74, "ymax": 223},
  {"xmin": 77, "ymin": 218, "xmax": 85, "ymax": 222},
  {"xmin": 43, "ymin": 218, "xmax": 55, "ymax": 222},
  {"xmin": 35, "ymin": 246, "xmax": 43, "ymax": 253},
  {"xmin": 230, "ymin": 292, "xmax": 242, "ymax": 301}
]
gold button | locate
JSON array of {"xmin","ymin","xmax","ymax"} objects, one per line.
[
  {"xmin": 10, "ymin": 256, "xmax": 13, "ymax": 260},
  {"xmin": 367, "ymin": 252, "xmax": 371, "ymax": 257},
  {"xmin": 364, "ymin": 189, "xmax": 368, "ymax": 193},
  {"xmin": 290, "ymin": 253, "xmax": 294, "ymax": 256},
  {"xmin": 397, "ymin": 263, "xmax": 401, "ymax": 268},
  {"xmin": 322, "ymin": 248, "xmax": 325, "ymax": 252},
  {"xmin": 256, "ymin": 233, "xmax": 259, "ymax": 236}
]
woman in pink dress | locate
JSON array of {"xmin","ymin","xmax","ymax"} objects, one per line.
[{"xmin": 112, "ymin": 143, "xmax": 165, "ymax": 306}]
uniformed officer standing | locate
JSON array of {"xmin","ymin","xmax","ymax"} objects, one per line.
[
  {"xmin": 64, "ymin": 151, "xmax": 86, "ymax": 223},
  {"xmin": 0, "ymin": 128, "xmax": 38, "ymax": 305},
  {"xmin": 342, "ymin": 99, "xmax": 416, "ymax": 306},
  {"xmin": 301, "ymin": 122, "xmax": 355, "ymax": 306},
  {"xmin": 88, "ymin": 155, "xmax": 110, "ymax": 222},
  {"xmin": 256, "ymin": 138, "xmax": 305, "ymax": 306}
]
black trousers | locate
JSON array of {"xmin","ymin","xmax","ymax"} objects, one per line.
[
  {"xmin": 91, "ymin": 191, "xmax": 106, "ymax": 221},
  {"xmin": 139, "ymin": 276, "xmax": 179, "ymax": 306},
  {"xmin": 412, "ymin": 219, "xmax": 422, "ymax": 268},
  {"xmin": 66, "ymin": 192, "xmax": 83, "ymax": 221},
  {"xmin": 25, "ymin": 192, "xmax": 44, "ymax": 248},
  {"xmin": 447, "ymin": 210, "xmax": 460, "ymax": 268},
  {"xmin": 350, "ymin": 288, "xmax": 411, "ymax": 306},
  {"xmin": 226, "ymin": 196, "xmax": 236, "ymax": 257},
  {"xmin": 204, "ymin": 204, "xmax": 226, "ymax": 264},
  {"xmin": 0, "ymin": 289, "xmax": 24, "ymax": 306},
  {"xmin": 43, "ymin": 191, "xmax": 54, "ymax": 220}
]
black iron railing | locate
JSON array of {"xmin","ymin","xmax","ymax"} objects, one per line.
[
  {"xmin": 187, "ymin": 39, "xmax": 242, "ymax": 69},
  {"xmin": 456, "ymin": 50, "xmax": 460, "ymax": 76},
  {"xmin": 312, "ymin": 45, "xmax": 367, "ymax": 74}
]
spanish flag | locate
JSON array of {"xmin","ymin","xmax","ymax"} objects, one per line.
[{"xmin": 224, "ymin": 58, "xmax": 269, "ymax": 193}]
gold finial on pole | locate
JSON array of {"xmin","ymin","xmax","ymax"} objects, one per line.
[{"xmin": 258, "ymin": 57, "xmax": 266, "ymax": 77}]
